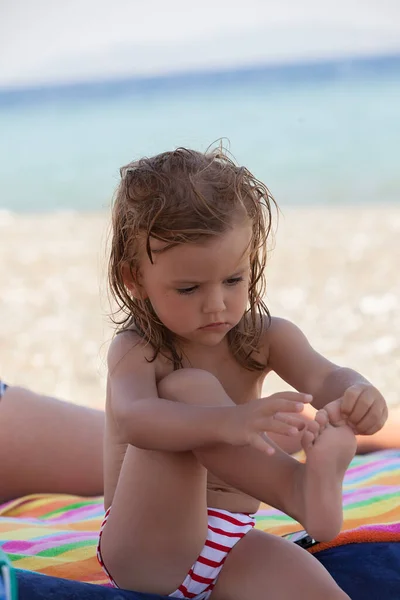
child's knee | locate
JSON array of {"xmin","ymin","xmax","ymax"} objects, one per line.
[{"xmin": 158, "ymin": 369, "xmax": 225, "ymax": 405}]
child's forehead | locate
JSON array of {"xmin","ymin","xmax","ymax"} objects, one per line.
[{"xmin": 149, "ymin": 225, "xmax": 252, "ymax": 277}]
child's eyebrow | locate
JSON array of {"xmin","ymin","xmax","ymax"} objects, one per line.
[{"xmin": 171, "ymin": 267, "xmax": 248, "ymax": 285}]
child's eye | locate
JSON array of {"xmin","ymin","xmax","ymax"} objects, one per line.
[
  {"xmin": 225, "ymin": 276, "xmax": 244, "ymax": 286},
  {"xmin": 176, "ymin": 286, "xmax": 198, "ymax": 295}
]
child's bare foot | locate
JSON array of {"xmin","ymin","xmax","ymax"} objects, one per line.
[
  {"xmin": 300, "ymin": 423, "xmax": 357, "ymax": 542},
  {"xmin": 304, "ymin": 422, "xmax": 357, "ymax": 474}
]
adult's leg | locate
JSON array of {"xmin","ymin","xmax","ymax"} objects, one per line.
[{"xmin": 0, "ymin": 385, "xmax": 104, "ymax": 501}]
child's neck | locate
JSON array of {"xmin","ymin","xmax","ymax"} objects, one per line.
[{"xmin": 178, "ymin": 336, "xmax": 231, "ymax": 367}]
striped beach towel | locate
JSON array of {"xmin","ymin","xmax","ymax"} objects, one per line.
[{"xmin": 0, "ymin": 450, "xmax": 399, "ymax": 585}]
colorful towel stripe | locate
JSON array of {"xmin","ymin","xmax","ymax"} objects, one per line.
[{"xmin": 0, "ymin": 450, "xmax": 398, "ymax": 585}]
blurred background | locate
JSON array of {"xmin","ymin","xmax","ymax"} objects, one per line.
[{"xmin": 1, "ymin": 0, "xmax": 399, "ymax": 408}]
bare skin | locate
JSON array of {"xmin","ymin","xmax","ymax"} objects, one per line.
[
  {"xmin": 96, "ymin": 222, "xmax": 390, "ymax": 600},
  {"xmin": 100, "ymin": 348, "xmax": 354, "ymax": 599},
  {"xmin": 215, "ymin": 417, "xmax": 358, "ymax": 600},
  {"xmin": 0, "ymin": 382, "xmax": 398, "ymax": 503},
  {"xmin": 274, "ymin": 402, "xmax": 400, "ymax": 455},
  {"xmin": 0, "ymin": 385, "xmax": 104, "ymax": 502},
  {"xmin": 0, "ymin": 147, "xmax": 395, "ymax": 600}
]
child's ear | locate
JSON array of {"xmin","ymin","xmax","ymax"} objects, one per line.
[{"xmin": 121, "ymin": 263, "xmax": 147, "ymax": 299}]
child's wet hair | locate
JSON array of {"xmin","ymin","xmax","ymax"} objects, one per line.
[{"xmin": 109, "ymin": 146, "xmax": 277, "ymax": 370}]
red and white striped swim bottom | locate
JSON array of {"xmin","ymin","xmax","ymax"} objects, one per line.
[{"xmin": 97, "ymin": 507, "xmax": 256, "ymax": 600}]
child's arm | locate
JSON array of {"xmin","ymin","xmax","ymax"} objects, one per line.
[
  {"xmin": 107, "ymin": 332, "xmax": 311, "ymax": 454},
  {"xmin": 108, "ymin": 333, "xmax": 230, "ymax": 451},
  {"xmin": 108, "ymin": 332, "xmax": 349, "ymax": 541},
  {"xmin": 266, "ymin": 317, "xmax": 388, "ymax": 435}
]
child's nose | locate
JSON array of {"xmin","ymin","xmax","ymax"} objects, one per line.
[{"xmin": 203, "ymin": 288, "xmax": 226, "ymax": 314}]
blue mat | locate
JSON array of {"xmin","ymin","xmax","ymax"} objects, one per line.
[{"xmin": 15, "ymin": 541, "xmax": 400, "ymax": 599}]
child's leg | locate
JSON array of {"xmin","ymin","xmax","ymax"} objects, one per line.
[
  {"xmin": 99, "ymin": 437, "xmax": 209, "ymax": 593},
  {"xmin": 99, "ymin": 369, "xmax": 351, "ymax": 595},
  {"xmin": 0, "ymin": 385, "xmax": 104, "ymax": 501},
  {"xmin": 160, "ymin": 369, "xmax": 353, "ymax": 541},
  {"xmin": 211, "ymin": 528, "xmax": 350, "ymax": 600}
]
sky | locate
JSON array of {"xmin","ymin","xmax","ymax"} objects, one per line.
[{"xmin": 1, "ymin": 0, "xmax": 400, "ymax": 89}]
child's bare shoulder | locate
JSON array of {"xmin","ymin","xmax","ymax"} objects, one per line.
[
  {"xmin": 262, "ymin": 316, "xmax": 301, "ymax": 340},
  {"xmin": 259, "ymin": 316, "xmax": 307, "ymax": 360},
  {"xmin": 107, "ymin": 331, "xmax": 173, "ymax": 383},
  {"xmin": 260, "ymin": 317, "xmax": 300, "ymax": 344},
  {"xmin": 108, "ymin": 330, "xmax": 153, "ymax": 372}
]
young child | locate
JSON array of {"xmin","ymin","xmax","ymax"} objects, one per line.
[{"xmin": 97, "ymin": 148, "xmax": 387, "ymax": 600}]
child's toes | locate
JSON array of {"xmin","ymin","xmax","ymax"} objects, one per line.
[
  {"xmin": 306, "ymin": 419, "xmax": 320, "ymax": 436},
  {"xmin": 315, "ymin": 409, "xmax": 329, "ymax": 430},
  {"xmin": 301, "ymin": 429, "xmax": 315, "ymax": 450}
]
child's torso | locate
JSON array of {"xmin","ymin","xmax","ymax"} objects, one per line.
[{"xmin": 104, "ymin": 340, "xmax": 269, "ymax": 514}]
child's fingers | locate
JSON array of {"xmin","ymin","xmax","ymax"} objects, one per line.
[
  {"xmin": 344, "ymin": 393, "xmax": 374, "ymax": 425},
  {"xmin": 267, "ymin": 392, "xmax": 313, "ymax": 404},
  {"xmin": 363, "ymin": 421, "xmax": 384, "ymax": 435},
  {"xmin": 324, "ymin": 400, "xmax": 347, "ymax": 426},
  {"xmin": 341, "ymin": 385, "xmax": 381, "ymax": 426},
  {"xmin": 273, "ymin": 413, "xmax": 306, "ymax": 430},
  {"xmin": 265, "ymin": 420, "xmax": 303, "ymax": 437},
  {"xmin": 353, "ymin": 404, "xmax": 386, "ymax": 435},
  {"xmin": 262, "ymin": 393, "xmax": 313, "ymax": 416},
  {"xmin": 250, "ymin": 433, "xmax": 276, "ymax": 455},
  {"xmin": 340, "ymin": 388, "xmax": 360, "ymax": 417}
]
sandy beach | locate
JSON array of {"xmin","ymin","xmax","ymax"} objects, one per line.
[{"xmin": 1, "ymin": 207, "xmax": 399, "ymax": 410}]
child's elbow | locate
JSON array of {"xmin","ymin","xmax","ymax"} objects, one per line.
[{"xmin": 111, "ymin": 401, "xmax": 145, "ymax": 447}]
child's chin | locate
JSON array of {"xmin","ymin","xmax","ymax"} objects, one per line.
[
  {"xmin": 178, "ymin": 326, "xmax": 232, "ymax": 346},
  {"xmin": 196, "ymin": 331, "xmax": 230, "ymax": 346}
]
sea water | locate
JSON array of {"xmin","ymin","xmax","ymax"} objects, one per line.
[{"xmin": 0, "ymin": 55, "xmax": 399, "ymax": 212}]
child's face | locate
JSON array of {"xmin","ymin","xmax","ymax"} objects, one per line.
[{"xmin": 137, "ymin": 224, "xmax": 252, "ymax": 347}]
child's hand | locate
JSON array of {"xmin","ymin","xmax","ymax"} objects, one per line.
[
  {"xmin": 226, "ymin": 392, "xmax": 312, "ymax": 455},
  {"xmin": 322, "ymin": 384, "xmax": 388, "ymax": 435}
]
